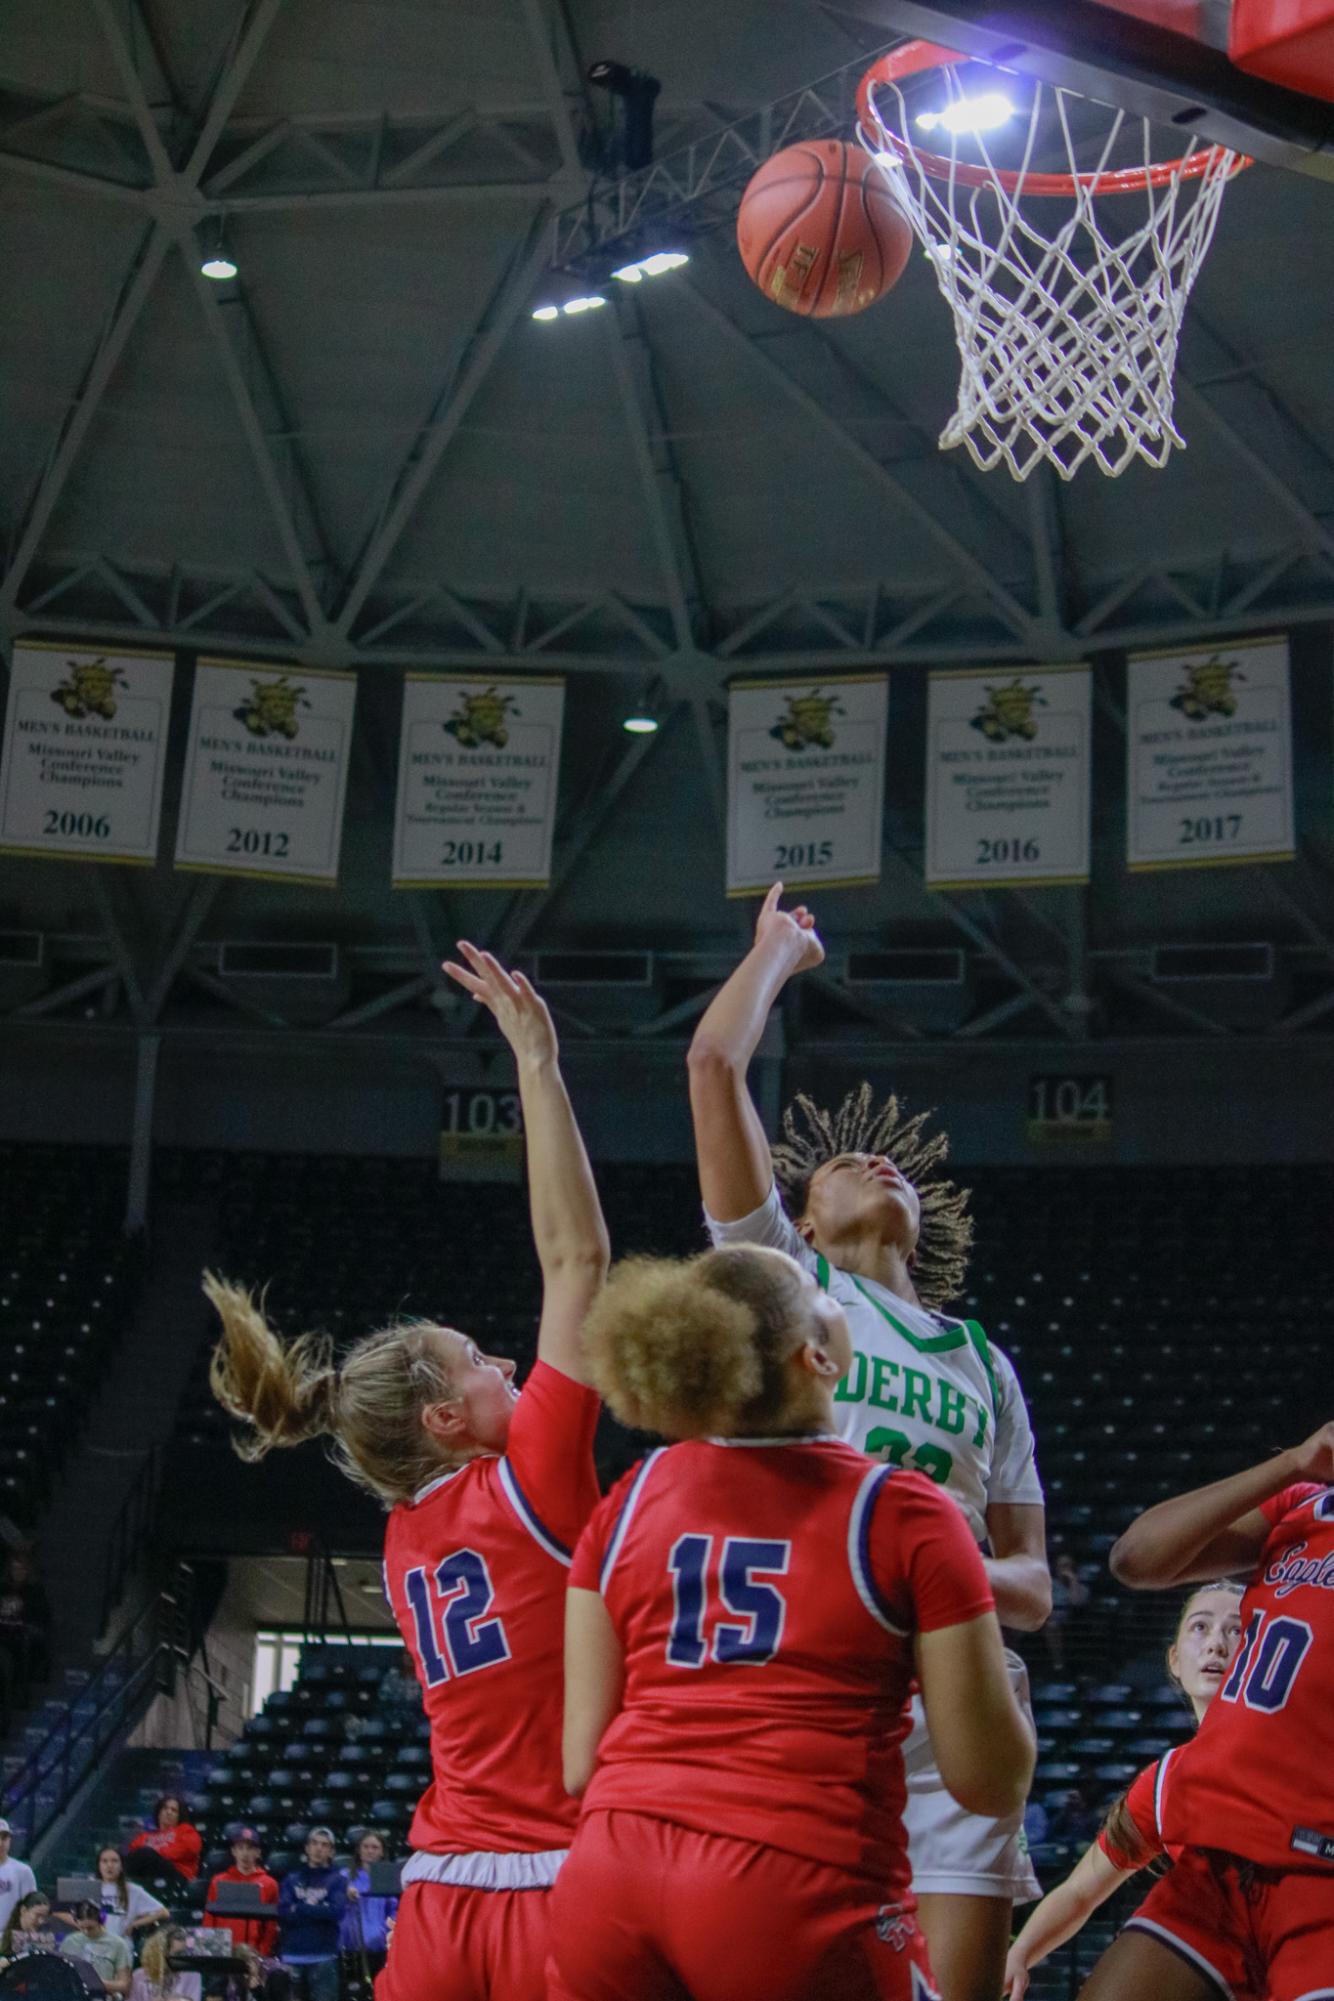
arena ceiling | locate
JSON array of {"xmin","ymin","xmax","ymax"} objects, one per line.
[{"xmin": 1, "ymin": 0, "xmax": 1333, "ymax": 1058}]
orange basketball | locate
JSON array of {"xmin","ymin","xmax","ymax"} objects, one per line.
[{"xmin": 737, "ymin": 139, "xmax": 913, "ymax": 318}]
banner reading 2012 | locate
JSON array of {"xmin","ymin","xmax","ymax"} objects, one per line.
[
  {"xmin": 925, "ymin": 665, "xmax": 1091, "ymax": 889},
  {"xmin": 174, "ymin": 658, "xmax": 357, "ymax": 884},
  {"xmin": 1126, "ymin": 637, "xmax": 1294, "ymax": 871},
  {"xmin": 0, "ymin": 640, "xmax": 173, "ymax": 864},
  {"xmin": 726, "ymin": 675, "xmax": 888, "ymax": 896},
  {"xmin": 393, "ymin": 675, "xmax": 564, "ymax": 888}
]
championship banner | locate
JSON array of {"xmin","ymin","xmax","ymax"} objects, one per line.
[
  {"xmin": 174, "ymin": 658, "xmax": 357, "ymax": 885},
  {"xmin": 0, "ymin": 641, "xmax": 174, "ymax": 866},
  {"xmin": 925, "ymin": 664, "xmax": 1092, "ymax": 889},
  {"xmin": 1126, "ymin": 636, "xmax": 1294, "ymax": 871},
  {"xmin": 726, "ymin": 675, "xmax": 888, "ymax": 896},
  {"xmin": 392, "ymin": 674, "xmax": 564, "ymax": 889}
]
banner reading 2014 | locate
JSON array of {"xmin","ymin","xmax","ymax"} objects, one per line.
[
  {"xmin": 925, "ymin": 665, "xmax": 1091, "ymax": 889},
  {"xmin": 1127, "ymin": 637, "xmax": 1294, "ymax": 871},
  {"xmin": 0, "ymin": 641, "xmax": 173, "ymax": 864},
  {"xmin": 174, "ymin": 658, "xmax": 357, "ymax": 884},
  {"xmin": 726, "ymin": 675, "xmax": 888, "ymax": 896},
  {"xmin": 393, "ymin": 675, "xmax": 564, "ymax": 888}
]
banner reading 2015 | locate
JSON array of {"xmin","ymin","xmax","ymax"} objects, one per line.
[
  {"xmin": 174, "ymin": 658, "xmax": 357, "ymax": 884},
  {"xmin": 0, "ymin": 640, "xmax": 173, "ymax": 864},
  {"xmin": 925, "ymin": 665, "xmax": 1091, "ymax": 889},
  {"xmin": 393, "ymin": 675, "xmax": 564, "ymax": 888},
  {"xmin": 726, "ymin": 675, "xmax": 888, "ymax": 896},
  {"xmin": 1126, "ymin": 637, "xmax": 1294, "ymax": 871}
]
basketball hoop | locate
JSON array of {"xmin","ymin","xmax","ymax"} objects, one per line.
[{"xmin": 856, "ymin": 42, "xmax": 1252, "ymax": 481}]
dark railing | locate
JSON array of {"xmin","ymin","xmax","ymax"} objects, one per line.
[
  {"xmin": 98, "ymin": 1444, "xmax": 163, "ymax": 1635},
  {"xmin": 3, "ymin": 1564, "xmax": 192, "ymax": 1855}
]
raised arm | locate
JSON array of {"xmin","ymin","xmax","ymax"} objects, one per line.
[
  {"xmin": 1110, "ymin": 1420, "xmax": 1334, "ymax": 1589},
  {"xmin": 443, "ymin": 943, "xmax": 610, "ymax": 1383},
  {"xmin": 687, "ymin": 884, "xmax": 824, "ymax": 1222}
]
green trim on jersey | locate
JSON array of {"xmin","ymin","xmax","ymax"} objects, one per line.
[
  {"xmin": 813, "ymin": 1254, "xmax": 972, "ymax": 1358},
  {"xmin": 963, "ymin": 1318, "xmax": 1000, "ymax": 1419}
]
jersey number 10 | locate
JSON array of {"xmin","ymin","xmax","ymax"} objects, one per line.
[
  {"xmin": 1219, "ymin": 1608, "xmax": 1313, "ymax": 1713},
  {"xmin": 405, "ymin": 1550, "xmax": 512, "ymax": 1686},
  {"xmin": 666, "ymin": 1534, "xmax": 792, "ymax": 1668}
]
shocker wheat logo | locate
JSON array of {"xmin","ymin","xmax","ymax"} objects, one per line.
[
  {"xmin": 444, "ymin": 687, "xmax": 518, "ymax": 749},
  {"xmin": 1170, "ymin": 654, "xmax": 1243, "ymax": 721},
  {"xmin": 234, "ymin": 675, "xmax": 309, "ymax": 739},
  {"xmin": 970, "ymin": 676, "xmax": 1046, "ymax": 744},
  {"xmin": 770, "ymin": 688, "xmax": 844, "ymax": 752},
  {"xmin": 50, "ymin": 657, "xmax": 126, "ymax": 720}
]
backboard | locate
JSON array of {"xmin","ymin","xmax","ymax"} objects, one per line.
[{"xmin": 837, "ymin": 1, "xmax": 1334, "ymax": 177}]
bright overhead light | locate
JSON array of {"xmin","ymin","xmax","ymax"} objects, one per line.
[
  {"xmin": 200, "ymin": 251, "xmax": 238, "ymax": 281},
  {"xmin": 561, "ymin": 294, "xmax": 607, "ymax": 315},
  {"xmin": 917, "ymin": 91, "xmax": 1014, "ymax": 137},
  {"xmin": 621, "ymin": 713, "xmax": 659, "ymax": 734},
  {"xmin": 612, "ymin": 250, "xmax": 690, "ymax": 284},
  {"xmin": 531, "ymin": 304, "xmax": 561, "ymax": 321}
]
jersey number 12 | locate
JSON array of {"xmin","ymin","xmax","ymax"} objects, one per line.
[{"xmin": 405, "ymin": 1550, "xmax": 511, "ymax": 1686}]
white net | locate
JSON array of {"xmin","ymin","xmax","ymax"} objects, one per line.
[{"xmin": 857, "ymin": 54, "xmax": 1250, "ymax": 481}]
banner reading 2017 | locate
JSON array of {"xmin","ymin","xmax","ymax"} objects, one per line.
[
  {"xmin": 726, "ymin": 675, "xmax": 888, "ymax": 896},
  {"xmin": 393, "ymin": 675, "xmax": 564, "ymax": 888},
  {"xmin": 174, "ymin": 658, "xmax": 357, "ymax": 884},
  {"xmin": 925, "ymin": 665, "xmax": 1092, "ymax": 889},
  {"xmin": 1126, "ymin": 637, "xmax": 1294, "ymax": 871},
  {"xmin": 0, "ymin": 640, "xmax": 173, "ymax": 864}
]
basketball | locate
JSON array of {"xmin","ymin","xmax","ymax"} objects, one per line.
[{"xmin": 736, "ymin": 138, "xmax": 913, "ymax": 317}]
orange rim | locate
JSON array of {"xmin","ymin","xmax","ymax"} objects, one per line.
[{"xmin": 856, "ymin": 41, "xmax": 1252, "ymax": 196}]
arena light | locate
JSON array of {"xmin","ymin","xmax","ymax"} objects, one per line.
[
  {"xmin": 199, "ymin": 222, "xmax": 238, "ymax": 281},
  {"xmin": 621, "ymin": 712, "xmax": 659, "ymax": 734},
  {"xmin": 612, "ymin": 250, "xmax": 690, "ymax": 284},
  {"xmin": 917, "ymin": 92, "xmax": 1014, "ymax": 137},
  {"xmin": 531, "ymin": 304, "xmax": 561, "ymax": 321},
  {"xmin": 560, "ymin": 294, "xmax": 607, "ymax": 315}
]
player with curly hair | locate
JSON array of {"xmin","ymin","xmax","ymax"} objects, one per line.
[{"xmin": 686, "ymin": 885, "xmax": 1051, "ymax": 2001}]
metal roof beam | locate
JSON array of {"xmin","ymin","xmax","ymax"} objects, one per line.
[
  {"xmin": 603, "ymin": 301, "xmax": 695, "ymax": 654},
  {"xmin": 88, "ymin": 0, "xmax": 176, "ymax": 183},
  {"xmin": 184, "ymin": 0, "xmax": 290, "ymax": 188}
]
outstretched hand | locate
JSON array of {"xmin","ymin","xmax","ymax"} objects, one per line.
[
  {"xmin": 1289, "ymin": 1419, "xmax": 1334, "ymax": 1486},
  {"xmin": 755, "ymin": 881, "xmax": 825, "ymax": 974},
  {"xmin": 443, "ymin": 942, "xmax": 558, "ymax": 1066}
]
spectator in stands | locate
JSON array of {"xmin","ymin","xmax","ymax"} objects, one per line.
[
  {"xmin": 376, "ymin": 1651, "xmax": 417, "ymax": 1716},
  {"xmin": 203, "ymin": 1828, "xmax": 279, "ymax": 1955},
  {"xmin": 339, "ymin": 1831, "xmax": 396, "ymax": 1981},
  {"xmin": 128, "ymin": 1927, "xmax": 199, "ymax": 2001},
  {"xmin": 277, "ymin": 1829, "xmax": 346, "ymax": 2001},
  {"xmin": 1043, "ymin": 1552, "xmax": 1092, "ymax": 1670},
  {"xmin": 0, "ymin": 1891, "xmax": 56, "ymax": 1966},
  {"xmin": 1048, "ymin": 1785, "xmax": 1100, "ymax": 1848},
  {"xmin": 60, "ymin": 1902, "xmax": 133, "ymax": 1996},
  {"xmin": 0, "ymin": 1552, "xmax": 52, "ymax": 1695},
  {"xmin": 94, "ymin": 1847, "xmax": 168, "ymax": 1944},
  {"xmin": 0, "ymin": 1820, "xmax": 36, "ymax": 1939},
  {"xmin": 127, "ymin": 1797, "xmax": 202, "ymax": 1886}
]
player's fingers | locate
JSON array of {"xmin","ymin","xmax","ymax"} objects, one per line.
[
  {"xmin": 761, "ymin": 881, "xmax": 783, "ymax": 916},
  {"xmin": 474, "ymin": 949, "xmax": 523, "ymax": 1001},
  {"xmin": 442, "ymin": 961, "xmax": 489, "ymax": 1002}
]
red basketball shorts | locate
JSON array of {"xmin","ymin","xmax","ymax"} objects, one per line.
[
  {"xmin": 1125, "ymin": 1847, "xmax": 1334, "ymax": 2001},
  {"xmin": 374, "ymin": 1878, "xmax": 550, "ymax": 2001},
  {"xmin": 547, "ymin": 1808, "xmax": 940, "ymax": 2001}
]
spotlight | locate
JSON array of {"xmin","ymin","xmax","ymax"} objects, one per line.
[
  {"xmin": 199, "ymin": 221, "xmax": 238, "ymax": 281},
  {"xmin": 611, "ymin": 251, "xmax": 689, "ymax": 284},
  {"xmin": 561, "ymin": 295, "xmax": 607, "ymax": 316},
  {"xmin": 621, "ymin": 713, "xmax": 659, "ymax": 734},
  {"xmin": 531, "ymin": 304, "xmax": 561, "ymax": 322},
  {"xmin": 530, "ymin": 294, "xmax": 608, "ymax": 322},
  {"xmin": 917, "ymin": 92, "xmax": 1014, "ymax": 137}
]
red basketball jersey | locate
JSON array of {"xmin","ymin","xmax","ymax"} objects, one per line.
[
  {"xmin": 569, "ymin": 1436, "xmax": 994, "ymax": 1890},
  {"xmin": 1159, "ymin": 1483, "xmax": 1334, "ymax": 1872},
  {"xmin": 1098, "ymin": 1752, "xmax": 1181, "ymax": 1870},
  {"xmin": 382, "ymin": 1359, "xmax": 600, "ymax": 1855}
]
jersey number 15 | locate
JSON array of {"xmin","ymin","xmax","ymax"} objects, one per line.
[{"xmin": 666, "ymin": 1534, "xmax": 792, "ymax": 1668}]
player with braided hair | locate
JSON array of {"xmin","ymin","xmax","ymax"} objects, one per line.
[{"xmin": 687, "ymin": 885, "xmax": 1051, "ymax": 2001}]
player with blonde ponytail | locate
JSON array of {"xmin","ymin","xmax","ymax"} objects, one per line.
[
  {"xmin": 549, "ymin": 1240, "xmax": 1035, "ymax": 2001},
  {"xmin": 208, "ymin": 943, "xmax": 609, "ymax": 2001}
]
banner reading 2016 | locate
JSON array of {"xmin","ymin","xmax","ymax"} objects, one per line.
[
  {"xmin": 726, "ymin": 675, "xmax": 888, "ymax": 896},
  {"xmin": 174, "ymin": 658, "xmax": 357, "ymax": 885},
  {"xmin": 1127, "ymin": 637, "xmax": 1294, "ymax": 871},
  {"xmin": 393, "ymin": 675, "xmax": 564, "ymax": 888},
  {"xmin": 0, "ymin": 640, "xmax": 173, "ymax": 864},
  {"xmin": 925, "ymin": 665, "xmax": 1091, "ymax": 889}
]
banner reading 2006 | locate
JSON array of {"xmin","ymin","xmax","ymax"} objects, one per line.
[
  {"xmin": 925, "ymin": 665, "xmax": 1092, "ymax": 889},
  {"xmin": 174, "ymin": 658, "xmax": 357, "ymax": 884},
  {"xmin": 1126, "ymin": 637, "xmax": 1294, "ymax": 871},
  {"xmin": 726, "ymin": 675, "xmax": 888, "ymax": 896},
  {"xmin": 393, "ymin": 675, "xmax": 564, "ymax": 888},
  {"xmin": 0, "ymin": 640, "xmax": 173, "ymax": 864}
]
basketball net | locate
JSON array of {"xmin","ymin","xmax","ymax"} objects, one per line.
[{"xmin": 857, "ymin": 44, "xmax": 1251, "ymax": 481}]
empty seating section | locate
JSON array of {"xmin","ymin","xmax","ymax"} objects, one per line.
[
  {"xmin": 0, "ymin": 1144, "xmax": 140, "ymax": 1528},
  {"xmin": 177, "ymin": 1149, "xmax": 1332, "ymax": 1957}
]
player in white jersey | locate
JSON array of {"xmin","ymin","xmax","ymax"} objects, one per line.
[{"xmin": 688, "ymin": 885, "xmax": 1051, "ymax": 2001}]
